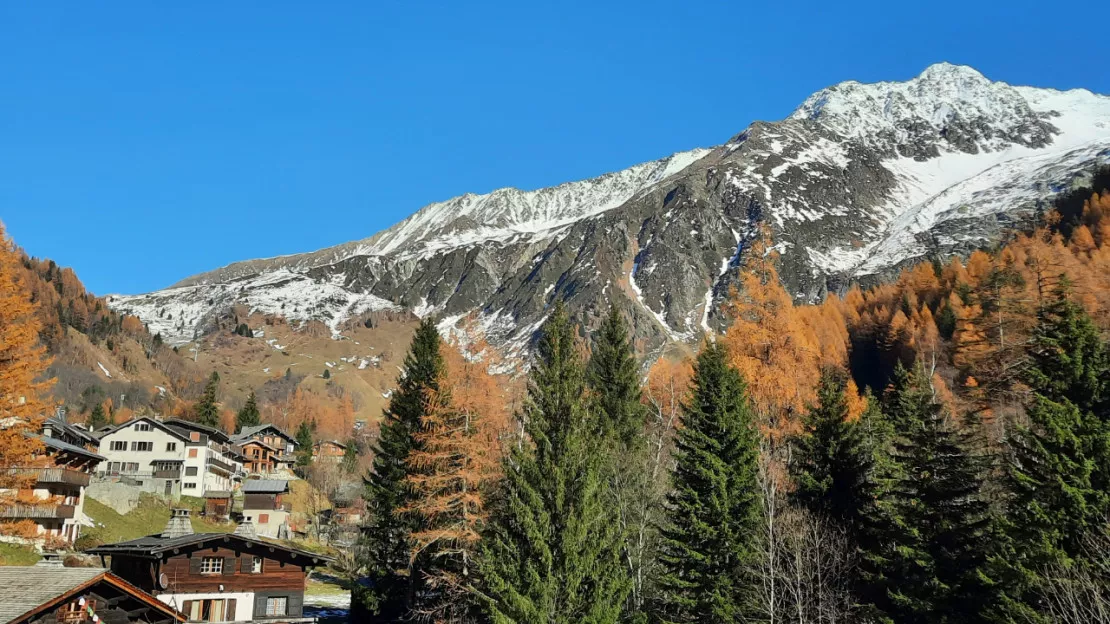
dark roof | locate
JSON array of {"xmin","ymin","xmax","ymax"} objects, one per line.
[
  {"xmin": 163, "ymin": 418, "xmax": 231, "ymax": 443},
  {"xmin": 204, "ymin": 490, "xmax": 232, "ymax": 499},
  {"xmin": 34, "ymin": 433, "xmax": 105, "ymax": 462},
  {"xmin": 0, "ymin": 566, "xmax": 184, "ymax": 624},
  {"xmin": 239, "ymin": 438, "xmax": 280, "ymax": 451},
  {"xmin": 43, "ymin": 414, "xmax": 98, "ymax": 446},
  {"xmin": 231, "ymin": 423, "xmax": 297, "ymax": 446},
  {"xmin": 242, "ymin": 479, "xmax": 290, "ymax": 493},
  {"xmin": 85, "ymin": 532, "xmax": 330, "ymax": 565},
  {"xmin": 314, "ymin": 439, "xmax": 347, "ymax": 449}
]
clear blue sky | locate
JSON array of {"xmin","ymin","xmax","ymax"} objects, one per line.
[{"xmin": 1, "ymin": 1, "xmax": 1105, "ymax": 295}]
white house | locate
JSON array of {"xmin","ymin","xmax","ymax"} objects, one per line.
[{"xmin": 95, "ymin": 417, "xmax": 244, "ymax": 497}]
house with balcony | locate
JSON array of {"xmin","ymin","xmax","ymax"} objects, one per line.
[
  {"xmin": 87, "ymin": 510, "xmax": 328, "ymax": 623},
  {"xmin": 161, "ymin": 420, "xmax": 246, "ymax": 495},
  {"xmin": 231, "ymin": 425, "xmax": 297, "ymax": 476},
  {"xmin": 1, "ymin": 416, "xmax": 104, "ymax": 545},
  {"xmin": 310, "ymin": 440, "xmax": 346, "ymax": 464},
  {"xmin": 95, "ymin": 418, "xmax": 245, "ymax": 498},
  {"xmin": 240, "ymin": 480, "xmax": 292, "ymax": 539}
]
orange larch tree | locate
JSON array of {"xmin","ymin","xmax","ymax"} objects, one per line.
[{"xmin": 0, "ymin": 222, "xmax": 54, "ymax": 526}]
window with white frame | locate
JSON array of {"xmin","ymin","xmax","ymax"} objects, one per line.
[
  {"xmin": 110, "ymin": 441, "xmax": 127, "ymax": 451},
  {"xmin": 200, "ymin": 556, "xmax": 223, "ymax": 574},
  {"xmin": 166, "ymin": 442, "xmax": 177, "ymax": 451},
  {"xmin": 265, "ymin": 597, "xmax": 287, "ymax": 616},
  {"xmin": 252, "ymin": 556, "xmax": 263, "ymax": 573},
  {"xmin": 131, "ymin": 441, "xmax": 153, "ymax": 452},
  {"xmin": 183, "ymin": 482, "xmax": 197, "ymax": 490},
  {"xmin": 136, "ymin": 423, "xmax": 151, "ymax": 432}
]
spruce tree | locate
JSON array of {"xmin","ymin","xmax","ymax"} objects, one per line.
[
  {"xmin": 481, "ymin": 302, "xmax": 630, "ymax": 624},
  {"xmin": 655, "ymin": 342, "xmax": 761, "ymax": 624},
  {"xmin": 871, "ymin": 365, "xmax": 995, "ymax": 624},
  {"xmin": 992, "ymin": 286, "xmax": 1110, "ymax": 621},
  {"xmin": 340, "ymin": 439, "xmax": 359, "ymax": 474},
  {"xmin": 294, "ymin": 420, "xmax": 314, "ymax": 467},
  {"xmin": 194, "ymin": 371, "xmax": 221, "ymax": 428},
  {"xmin": 236, "ymin": 391, "xmax": 260, "ymax": 433},
  {"xmin": 586, "ymin": 305, "xmax": 653, "ymax": 617},
  {"xmin": 355, "ymin": 318, "xmax": 444, "ymax": 621},
  {"xmin": 791, "ymin": 367, "xmax": 875, "ymax": 540},
  {"xmin": 87, "ymin": 403, "xmax": 108, "ymax": 430},
  {"xmin": 587, "ymin": 305, "xmax": 646, "ymax": 446}
]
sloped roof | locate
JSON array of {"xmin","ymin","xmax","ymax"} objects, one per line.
[
  {"xmin": 163, "ymin": 418, "xmax": 230, "ymax": 443},
  {"xmin": 0, "ymin": 566, "xmax": 183, "ymax": 624},
  {"xmin": 35, "ymin": 433, "xmax": 105, "ymax": 462},
  {"xmin": 232, "ymin": 423, "xmax": 297, "ymax": 445},
  {"xmin": 242, "ymin": 479, "xmax": 290, "ymax": 493},
  {"xmin": 98, "ymin": 416, "xmax": 189, "ymax": 443},
  {"xmin": 85, "ymin": 532, "xmax": 329, "ymax": 565}
]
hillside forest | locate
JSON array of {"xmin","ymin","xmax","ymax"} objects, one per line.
[
  {"xmin": 350, "ymin": 172, "xmax": 1110, "ymax": 623},
  {"xmin": 1, "ymin": 169, "xmax": 1110, "ymax": 623}
]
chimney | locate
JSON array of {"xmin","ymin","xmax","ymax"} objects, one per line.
[
  {"xmin": 35, "ymin": 552, "xmax": 64, "ymax": 568},
  {"xmin": 162, "ymin": 508, "xmax": 194, "ymax": 539},
  {"xmin": 233, "ymin": 518, "xmax": 257, "ymax": 539}
]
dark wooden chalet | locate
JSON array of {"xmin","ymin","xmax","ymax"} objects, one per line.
[
  {"xmin": 86, "ymin": 511, "xmax": 329, "ymax": 624},
  {"xmin": 0, "ymin": 560, "xmax": 184, "ymax": 624}
]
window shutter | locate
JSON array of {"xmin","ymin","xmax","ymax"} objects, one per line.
[
  {"xmin": 288, "ymin": 594, "xmax": 303, "ymax": 616},
  {"xmin": 189, "ymin": 557, "xmax": 202, "ymax": 574},
  {"xmin": 223, "ymin": 557, "xmax": 237, "ymax": 575},
  {"xmin": 240, "ymin": 554, "xmax": 252, "ymax": 573},
  {"xmin": 225, "ymin": 599, "xmax": 237, "ymax": 620}
]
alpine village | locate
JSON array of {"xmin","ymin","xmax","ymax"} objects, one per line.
[{"xmin": 4, "ymin": 50, "xmax": 1110, "ymax": 624}]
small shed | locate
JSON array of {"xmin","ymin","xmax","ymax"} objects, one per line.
[{"xmin": 203, "ymin": 491, "xmax": 232, "ymax": 520}]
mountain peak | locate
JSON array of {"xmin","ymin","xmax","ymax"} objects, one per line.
[{"xmin": 914, "ymin": 61, "xmax": 988, "ymax": 83}]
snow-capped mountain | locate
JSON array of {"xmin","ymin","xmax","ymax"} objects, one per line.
[{"xmin": 111, "ymin": 63, "xmax": 1110, "ymax": 359}]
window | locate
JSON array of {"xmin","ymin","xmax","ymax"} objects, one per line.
[
  {"xmin": 185, "ymin": 466, "xmax": 198, "ymax": 476},
  {"xmin": 252, "ymin": 556, "xmax": 263, "ymax": 573},
  {"xmin": 110, "ymin": 441, "xmax": 127, "ymax": 451},
  {"xmin": 184, "ymin": 482, "xmax": 197, "ymax": 490},
  {"xmin": 131, "ymin": 441, "xmax": 153, "ymax": 452},
  {"xmin": 125, "ymin": 462, "xmax": 139, "ymax": 472},
  {"xmin": 190, "ymin": 432, "xmax": 201, "ymax": 442},
  {"xmin": 183, "ymin": 598, "xmax": 236, "ymax": 622},
  {"xmin": 136, "ymin": 423, "xmax": 151, "ymax": 432},
  {"xmin": 200, "ymin": 556, "xmax": 223, "ymax": 574},
  {"xmin": 259, "ymin": 513, "xmax": 270, "ymax": 524},
  {"xmin": 189, "ymin": 448, "xmax": 198, "ymax": 458},
  {"xmin": 265, "ymin": 597, "xmax": 287, "ymax": 616},
  {"xmin": 166, "ymin": 442, "xmax": 177, "ymax": 452}
]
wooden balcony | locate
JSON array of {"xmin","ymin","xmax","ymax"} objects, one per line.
[
  {"xmin": 5, "ymin": 467, "xmax": 90, "ymax": 487},
  {"xmin": 0, "ymin": 503, "xmax": 76, "ymax": 519},
  {"xmin": 153, "ymin": 468, "xmax": 183, "ymax": 479}
]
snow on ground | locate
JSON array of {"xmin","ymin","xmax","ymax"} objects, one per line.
[{"xmin": 97, "ymin": 362, "xmax": 111, "ymax": 378}]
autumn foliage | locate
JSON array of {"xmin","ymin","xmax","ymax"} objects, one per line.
[{"xmin": 0, "ymin": 222, "xmax": 54, "ymax": 523}]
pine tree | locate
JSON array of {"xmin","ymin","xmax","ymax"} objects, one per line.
[
  {"xmin": 194, "ymin": 371, "xmax": 221, "ymax": 428},
  {"xmin": 791, "ymin": 366, "xmax": 876, "ymax": 547},
  {"xmin": 481, "ymin": 302, "xmax": 630, "ymax": 624},
  {"xmin": 340, "ymin": 439, "xmax": 359, "ymax": 474},
  {"xmin": 655, "ymin": 342, "xmax": 761, "ymax": 624},
  {"xmin": 236, "ymin": 391, "xmax": 260, "ymax": 432},
  {"xmin": 87, "ymin": 403, "xmax": 108, "ymax": 430},
  {"xmin": 871, "ymin": 365, "xmax": 995, "ymax": 624},
  {"xmin": 1025, "ymin": 281, "xmax": 1108, "ymax": 417},
  {"xmin": 355, "ymin": 318, "xmax": 444, "ymax": 621}
]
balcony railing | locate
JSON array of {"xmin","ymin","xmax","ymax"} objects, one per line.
[
  {"xmin": 0, "ymin": 503, "xmax": 76, "ymax": 519},
  {"xmin": 5, "ymin": 467, "xmax": 91, "ymax": 487},
  {"xmin": 153, "ymin": 469, "xmax": 182, "ymax": 479},
  {"xmin": 206, "ymin": 456, "xmax": 238, "ymax": 475}
]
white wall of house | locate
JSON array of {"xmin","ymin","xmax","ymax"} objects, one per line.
[
  {"xmin": 156, "ymin": 591, "xmax": 254, "ymax": 622},
  {"xmin": 242, "ymin": 508, "xmax": 290, "ymax": 539},
  {"xmin": 97, "ymin": 421, "xmax": 186, "ymax": 475}
]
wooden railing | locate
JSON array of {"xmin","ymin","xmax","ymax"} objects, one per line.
[
  {"xmin": 5, "ymin": 467, "xmax": 90, "ymax": 487},
  {"xmin": 0, "ymin": 503, "xmax": 76, "ymax": 519}
]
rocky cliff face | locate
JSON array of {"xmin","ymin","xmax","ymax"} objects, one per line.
[{"xmin": 110, "ymin": 63, "xmax": 1110, "ymax": 360}]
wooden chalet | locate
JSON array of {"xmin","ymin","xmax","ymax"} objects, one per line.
[
  {"xmin": 309, "ymin": 441, "xmax": 345, "ymax": 464},
  {"xmin": 231, "ymin": 426, "xmax": 297, "ymax": 475},
  {"xmin": 0, "ymin": 558, "xmax": 184, "ymax": 624},
  {"xmin": 86, "ymin": 510, "xmax": 329, "ymax": 624},
  {"xmin": 202, "ymin": 491, "xmax": 232, "ymax": 521}
]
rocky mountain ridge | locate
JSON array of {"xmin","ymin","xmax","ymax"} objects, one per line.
[{"xmin": 110, "ymin": 63, "xmax": 1110, "ymax": 360}]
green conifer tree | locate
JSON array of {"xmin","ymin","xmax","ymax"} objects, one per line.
[
  {"xmin": 655, "ymin": 342, "xmax": 761, "ymax": 624},
  {"xmin": 871, "ymin": 365, "xmax": 995, "ymax": 624},
  {"xmin": 340, "ymin": 439, "xmax": 359, "ymax": 474},
  {"xmin": 586, "ymin": 305, "xmax": 653, "ymax": 617},
  {"xmin": 354, "ymin": 318, "xmax": 444, "ymax": 621},
  {"xmin": 194, "ymin": 371, "xmax": 221, "ymax": 428},
  {"xmin": 236, "ymin": 391, "xmax": 260, "ymax": 433},
  {"xmin": 295, "ymin": 420, "xmax": 314, "ymax": 467},
  {"xmin": 481, "ymin": 302, "xmax": 630, "ymax": 624},
  {"xmin": 87, "ymin": 403, "xmax": 108, "ymax": 430}
]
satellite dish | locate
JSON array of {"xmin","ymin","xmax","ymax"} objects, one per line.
[{"xmin": 158, "ymin": 573, "xmax": 169, "ymax": 589}]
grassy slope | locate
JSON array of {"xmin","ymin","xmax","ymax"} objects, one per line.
[
  {"xmin": 79, "ymin": 494, "xmax": 234, "ymax": 549},
  {"xmin": 0, "ymin": 542, "xmax": 40, "ymax": 566}
]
